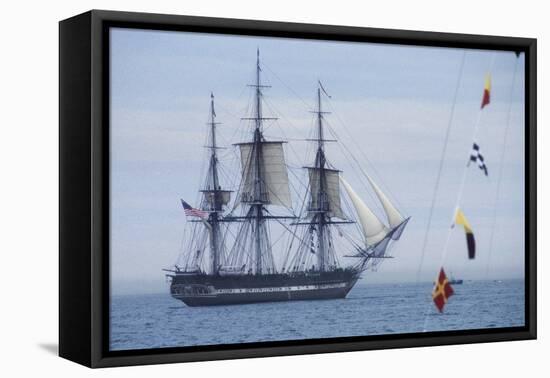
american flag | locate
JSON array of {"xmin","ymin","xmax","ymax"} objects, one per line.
[{"xmin": 180, "ymin": 199, "xmax": 208, "ymax": 218}]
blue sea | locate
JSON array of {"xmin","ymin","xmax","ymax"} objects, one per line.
[{"xmin": 110, "ymin": 279, "xmax": 525, "ymax": 351}]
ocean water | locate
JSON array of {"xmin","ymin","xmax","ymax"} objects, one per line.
[{"xmin": 110, "ymin": 279, "xmax": 525, "ymax": 351}]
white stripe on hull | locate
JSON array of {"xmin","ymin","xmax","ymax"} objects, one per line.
[
  {"xmin": 172, "ymin": 282, "xmax": 349, "ymax": 299},
  {"xmin": 215, "ymin": 282, "xmax": 348, "ymax": 294},
  {"xmin": 170, "ymin": 280, "xmax": 358, "ymax": 306}
]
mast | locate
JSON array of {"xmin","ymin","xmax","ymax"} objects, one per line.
[
  {"xmin": 253, "ymin": 48, "xmax": 264, "ymax": 274},
  {"xmin": 207, "ymin": 93, "xmax": 222, "ymax": 274},
  {"xmin": 283, "ymin": 81, "xmax": 407, "ymax": 274},
  {"xmin": 228, "ymin": 49, "xmax": 294, "ymax": 275},
  {"xmin": 314, "ymin": 85, "xmax": 329, "ymax": 271},
  {"xmin": 236, "ymin": 48, "xmax": 276, "ymax": 274}
]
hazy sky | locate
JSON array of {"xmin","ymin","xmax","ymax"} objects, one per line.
[{"xmin": 109, "ymin": 27, "xmax": 525, "ymax": 295}]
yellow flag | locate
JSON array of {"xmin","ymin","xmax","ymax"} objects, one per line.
[
  {"xmin": 481, "ymin": 74, "xmax": 491, "ymax": 108},
  {"xmin": 454, "ymin": 208, "xmax": 475, "ymax": 259},
  {"xmin": 484, "ymin": 74, "xmax": 491, "ymax": 92},
  {"xmin": 455, "ymin": 208, "xmax": 473, "ymax": 233}
]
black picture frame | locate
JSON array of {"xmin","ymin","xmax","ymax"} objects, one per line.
[{"xmin": 59, "ymin": 9, "xmax": 537, "ymax": 368}]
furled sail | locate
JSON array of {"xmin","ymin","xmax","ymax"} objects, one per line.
[
  {"xmin": 202, "ymin": 190, "xmax": 231, "ymax": 207},
  {"xmin": 364, "ymin": 173, "xmax": 404, "ymax": 228},
  {"xmin": 238, "ymin": 141, "xmax": 292, "ymax": 208},
  {"xmin": 308, "ymin": 168, "xmax": 345, "ymax": 219},
  {"xmin": 340, "ymin": 177, "xmax": 389, "ymax": 245}
]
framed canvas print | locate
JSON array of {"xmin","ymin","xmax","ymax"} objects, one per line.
[{"xmin": 59, "ymin": 10, "xmax": 536, "ymax": 368}]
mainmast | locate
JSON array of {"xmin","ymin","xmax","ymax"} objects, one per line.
[
  {"xmin": 240, "ymin": 48, "xmax": 275, "ymax": 275},
  {"xmin": 228, "ymin": 49, "xmax": 294, "ymax": 275}
]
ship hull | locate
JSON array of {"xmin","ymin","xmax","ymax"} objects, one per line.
[{"xmin": 170, "ymin": 269, "xmax": 360, "ymax": 307}]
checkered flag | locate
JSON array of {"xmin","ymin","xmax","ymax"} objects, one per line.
[{"xmin": 469, "ymin": 142, "xmax": 488, "ymax": 176}]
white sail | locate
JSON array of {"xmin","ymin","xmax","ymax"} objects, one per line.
[
  {"xmin": 239, "ymin": 141, "xmax": 292, "ymax": 208},
  {"xmin": 308, "ymin": 168, "xmax": 345, "ymax": 219},
  {"xmin": 340, "ymin": 177, "xmax": 388, "ymax": 245},
  {"xmin": 364, "ymin": 173, "xmax": 404, "ymax": 228}
]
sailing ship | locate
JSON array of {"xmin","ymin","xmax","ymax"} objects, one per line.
[{"xmin": 164, "ymin": 50, "xmax": 410, "ymax": 306}]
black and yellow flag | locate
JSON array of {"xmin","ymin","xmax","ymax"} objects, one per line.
[{"xmin": 454, "ymin": 208, "xmax": 476, "ymax": 259}]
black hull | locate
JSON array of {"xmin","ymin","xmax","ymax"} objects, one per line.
[{"xmin": 169, "ymin": 269, "xmax": 360, "ymax": 307}]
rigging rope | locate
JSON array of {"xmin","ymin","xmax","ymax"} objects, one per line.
[
  {"xmin": 422, "ymin": 52, "xmax": 497, "ymax": 332},
  {"xmin": 438, "ymin": 52, "xmax": 496, "ymax": 268},
  {"xmin": 415, "ymin": 50, "xmax": 467, "ymax": 285},
  {"xmin": 484, "ymin": 55, "xmax": 520, "ymax": 279},
  {"xmin": 324, "ymin": 99, "xmax": 407, "ymax": 213},
  {"xmin": 324, "ymin": 119, "xmax": 387, "ymax": 218},
  {"xmin": 261, "ymin": 62, "xmax": 314, "ymax": 111},
  {"xmin": 450, "ymin": 52, "xmax": 522, "ymax": 332}
]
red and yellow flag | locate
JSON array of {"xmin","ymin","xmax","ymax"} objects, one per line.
[
  {"xmin": 432, "ymin": 268, "xmax": 454, "ymax": 313},
  {"xmin": 481, "ymin": 74, "xmax": 491, "ymax": 109}
]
